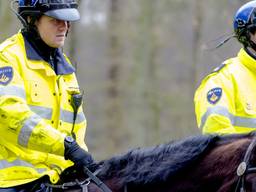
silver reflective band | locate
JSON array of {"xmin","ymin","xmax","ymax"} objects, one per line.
[
  {"xmin": 30, "ymin": 105, "xmax": 86, "ymax": 124},
  {"xmin": 29, "ymin": 105, "xmax": 52, "ymax": 120},
  {"xmin": 200, "ymin": 106, "xmax": 256, "ymax": 129},
  {"xmin": 60, "ymin": 109, "xmax": 86, "ymax": 124},
  {"xmin": 0, "ymin": 85, "xmax": 26, "ymax": 99},
  {"xmin": 18, "ymin": 114, "xmax": 42, "ymax": 147},
  {"xmin": 0, "ymin": 159, "xmax": 46, "ymax": 173}
]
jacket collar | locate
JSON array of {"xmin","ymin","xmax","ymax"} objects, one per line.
[
  {"xmin": 23, "ymin": 35, "xmax": 75, "ymax": 75},
  {"xmin": 238, "ymin": 48, "xmax": 256, "ymax": 72}
]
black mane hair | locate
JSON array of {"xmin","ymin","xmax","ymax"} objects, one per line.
[
  {"xmin": 97, "ymin": 132, "xmax": 255, "ymax": 187},
  {"xmin": 98, "ymin": 134, "xmax": 222, "ymax": 186}
]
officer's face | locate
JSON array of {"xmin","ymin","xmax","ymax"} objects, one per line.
[{"xmin": 35, "ymin": 15, "xmax": 69, "ymax": 48}]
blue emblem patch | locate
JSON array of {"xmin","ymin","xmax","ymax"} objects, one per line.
[
  {"xmin": 0, "ymin": 66, "xmax": 13, "ymax": 85},
  {"xmin": 207, "ymin": 87, "xmax": 222, "ymax": 104}
]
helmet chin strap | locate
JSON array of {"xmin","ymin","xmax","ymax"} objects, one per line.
[
  {"xmin": 247, "ymin": 29, "xmax": 256, "ymax": 52},
  {"xmin": 21, "ymin": 13, "xmax": 42, "ymax": 39},
  {"xmin": 65, "ymin": 21, "xmax": 70, "ymax": 37},
  {"xmin": 248, "ymin": 40, "xmax": 256, "ymax": 51},
  {"xmin": 245, "ymin": 44, "xmax": 256, "ymax": 60}
]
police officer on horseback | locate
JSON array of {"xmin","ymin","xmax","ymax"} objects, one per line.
[
  {"xmin": 194, "ymin": 1, "xmax": 256, "ymax": 134},
  {"xmin": 0, "ymin": 0, "xmax": 95, "ymax": 191}
]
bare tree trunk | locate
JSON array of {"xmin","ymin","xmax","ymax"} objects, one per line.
[
  {"xmin": 105, "ymin": 0, "xmax": 123, "ymax": 151},
  {"xmin": 67, "ymin": 0, "xmax": 81, "ymax": 69},
  {"xmin": 127, "ymin": 0, "xmax": 160, "ymax": 146},
  {"xmin": 142, "ymin": 0, "xmax": 160, "ymax": 145},
  {"xmin": 191, "ymin": 0, "xmax": 204, "ymax": 92},
  {"xmin": 108, "ymin": 0, "xmax": 120, "ymax": 100}
]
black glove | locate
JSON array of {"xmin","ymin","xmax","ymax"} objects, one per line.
[{"xmin": 64, "ymin": 136, "xmax": 95, "ymax": 170}]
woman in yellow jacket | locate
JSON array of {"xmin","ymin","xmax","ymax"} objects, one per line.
[
  {"xmin": 195, "ymin": 1, "xmax": 256, "ymax": 135},
  {"xmin": 0, "ymin": 0, "xmax": 94, "ymax": 191}
]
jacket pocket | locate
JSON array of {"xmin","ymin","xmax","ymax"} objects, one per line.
[{"xmin": 28, "ymin": 81, "xmax": 44, "ymax": 103}]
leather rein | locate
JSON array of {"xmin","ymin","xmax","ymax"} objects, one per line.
[{"xmin": 235, "ymin": 136, "xmax": 256, "ymax": 192}]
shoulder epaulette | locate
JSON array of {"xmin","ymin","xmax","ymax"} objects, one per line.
[{"xmin": 211, "ymin": 63, "xmax": 227, "ymax": 74}]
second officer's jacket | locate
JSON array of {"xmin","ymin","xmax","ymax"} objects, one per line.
[
  {"xmin": 195, "ymin": 48, "xmax": 256, "ymax": 135},
  {"xmin": 0, "ymin": 32, "xmax": 87, "ymax": 187}
]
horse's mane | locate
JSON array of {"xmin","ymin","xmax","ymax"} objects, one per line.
[{"xmin": 97, "ymin": 132, "xmax": 255, "ymax": 187}]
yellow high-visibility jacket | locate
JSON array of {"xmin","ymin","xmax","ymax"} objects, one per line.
[
  {"xmin": 194, "ymin": 48, "xmax": 256, "ymax": 135},
  {"xmin": 0, "ymin": 32, "xmax": 87, "ymax": 187}
]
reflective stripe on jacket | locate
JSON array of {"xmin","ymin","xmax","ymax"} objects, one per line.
[
  {"xmin": 194, "ymin": 48, "xmax": 256, "ymax": 134},
  {"xmin": 0, "ymin": 32, "xmax": 87, "ymax": 187}
]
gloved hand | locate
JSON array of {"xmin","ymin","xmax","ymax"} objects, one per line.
[{"xmin": 64, "ymin": 136, "xmax": 95, "ymax": 171}]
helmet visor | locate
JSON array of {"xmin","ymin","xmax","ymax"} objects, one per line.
[{"xmin": 44, "ymin": 8, "xmax": 80, "ymax": 21}]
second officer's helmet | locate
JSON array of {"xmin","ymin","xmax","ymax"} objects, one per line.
[{"xmin": 234, "ymin": 1, "xmax": 256, "ymax": 47}]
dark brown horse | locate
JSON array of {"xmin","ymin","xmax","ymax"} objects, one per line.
[{"xmin": 52, "ymin": 132, "xmax": 256, "ymax": 192}]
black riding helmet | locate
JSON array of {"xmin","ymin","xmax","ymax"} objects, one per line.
[{"xmin": 18, "ymin": 0, "xmax": 80, "ymax": 22}]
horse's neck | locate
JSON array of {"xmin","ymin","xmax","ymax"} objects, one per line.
[{"xmin": 87, "ymin": 136, "xmax": 254, "ymax": 192}]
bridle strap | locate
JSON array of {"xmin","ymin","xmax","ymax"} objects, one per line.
[
  {"xmin": 83, "ymin": 166, "xmax": 112, "ymax": 192},
  {"xmin": 45, "ymin": 178, "xmax": 90, "ymax": 191},
  {"xmin": 235, "ymin": 136, "xmax": 256, "ymax": 192}
]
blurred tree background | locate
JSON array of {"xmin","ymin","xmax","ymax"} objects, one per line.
[{"xmin": 0, "ymin": 0, "xmax": 245, "ymax": 160}]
